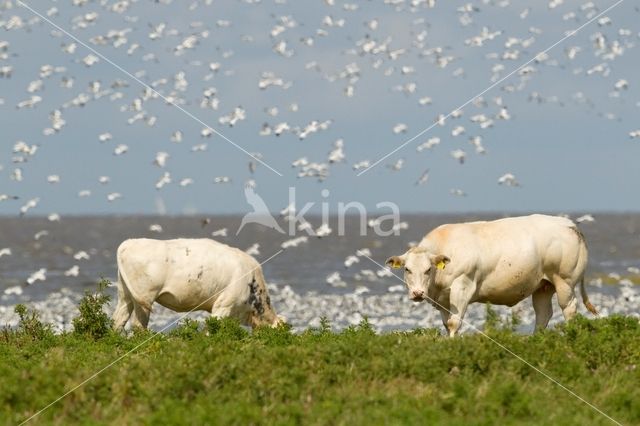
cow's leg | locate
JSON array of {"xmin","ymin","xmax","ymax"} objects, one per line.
[
  {"xmin": 438, "ymin": 307, "xmax": 450, "ymax": 335},
  {"xmin": 553, "ymin": 276, "xmax": 578, "ymax": 321},
  {"xmin": 112, "ymin": 284, "xmax": 134, "ymax": 331},
  {"xmin": 130, "ymin": 303, "xmax": 151, "ymax": 329},
  {"xmin": 447, "ymin": 276, "xmax": 476, "ymax": 337},
  {"xmin": 210, "ymin": 289, "xmax": 242, "ymax": 322},
  {"xmin": 210, "ymin": 305, "xmax": 233, "ymax": 319},
  {"xmin": 532, "ymin": 280, "xmax": 554, "ymax": 331}
]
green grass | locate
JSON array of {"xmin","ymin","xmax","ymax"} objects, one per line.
[{"xmin": 1, "ymin": 291, "xmax": 638, "ymax": 425}]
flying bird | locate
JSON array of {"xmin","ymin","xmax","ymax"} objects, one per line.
[
  {"xmin": 575, "ymin": 214, "xmax": 595, "ymax": 224},
  {"xmin": 27, "ymin": 268, "xmax": 47, "ymax": 285},
  {"xmin": 450, "ymin": 149, "xmax": 466, "ymax": 164},
  {"xmin": 498, "ymin": 173, "xmax": 520, "ymax": 187},
  {"xmin": 212, "ymin": 228, "xmax": 228, "ymax": 237},
  {"xmin": 64, "ymin": 265, "xmax": 80, "ymax": 277},
  {"xmin": 415, "ymin": 169, "xmax": 430, "ymax": 186}
]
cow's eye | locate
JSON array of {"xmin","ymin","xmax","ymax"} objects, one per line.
[
  {"xmin": 404, "ymin": 267, "xmax": 411, "ymax": 274},
  {"xmin": 425, "ymin": 267, "xmax": 431, "ymax": 275}
]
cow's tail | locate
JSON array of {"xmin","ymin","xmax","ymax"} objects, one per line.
[
  {"xmin": 579, "ymin": 277, "xmax": 598, "ymax": 316},
  {"xmin": 570, "ymin": 224, "xmax": 597, "ymax": 315},
  {"xmin": 117, "ymin": 250, "xmax": 152, "ymax": 311}
]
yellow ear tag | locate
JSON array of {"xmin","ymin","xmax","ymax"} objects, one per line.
[
  {"xmin": 392, "ymin": 259, "xmax": 403, "ymax": 269},
  {"xmin": 436, "ymin": 261, "xmax": 446, "ymax": 270}
]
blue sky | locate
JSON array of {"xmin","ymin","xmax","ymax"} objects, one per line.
[{"xmin": 1, "ymin": 0, "xmax": 638, "ymax": 215}]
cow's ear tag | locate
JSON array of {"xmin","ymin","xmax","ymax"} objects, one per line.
[
  {"xmin": 436, "ymin": 260, "xmax": 446, "ymax": 270},
  {"xmin": 392, "ymin": 259, "xmax": 403, "ymax": 269}
]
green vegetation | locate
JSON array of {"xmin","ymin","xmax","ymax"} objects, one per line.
[
  {"xmin": 1, "ymin": 287, "xmax": 638, "ymax": 425},
  {"xmin": 591, "ymin": 273, "xmax": 640, "ymax": 285},
  {"xmin": 71, "ymin": 278, "xmax": 113, "ymax": 340}
]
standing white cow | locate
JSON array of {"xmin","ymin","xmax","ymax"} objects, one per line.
[
  {"xmin": 386, "ymin": 214, "xmax": 597, "ymax": 336},
  {"xmin": 113, "ymin": 238, "xmax": 283, "ymax": 330}
]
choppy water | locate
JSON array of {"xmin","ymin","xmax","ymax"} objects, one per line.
[{"xmin": 1, "ymin": 214, "xmax": 639, "ymax": 332}]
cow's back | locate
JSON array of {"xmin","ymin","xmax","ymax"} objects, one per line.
[
  {"xmin": 423, "ymin": 214, "xmax": 581, "ymax": 257},
  {"xmin": 117, "ymin": 238, "xmax": 171, "ymax": 286},
  {"xmin": 117, "ymin": 238, "xmax": 259, "ymax": 311},
  {"xmin": 119, "ymin": 237, "xmax": 252, "ymax": 266},
  {"xmin": 161, "ymin": 238, "xmax": 257, "ymax": 284}
]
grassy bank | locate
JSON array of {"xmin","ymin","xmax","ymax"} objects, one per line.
[{"xmin": 0, "ymin": 291, "xmax": 638, "ymax": 425}]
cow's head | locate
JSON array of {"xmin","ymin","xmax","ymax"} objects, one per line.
[
  {"xmin": 246, "ymin": 278, "xmax": 285, "ymax": 328},
  {"xmin": 386, "ymin": 247, "xmax": 450, "ymax": 302}
]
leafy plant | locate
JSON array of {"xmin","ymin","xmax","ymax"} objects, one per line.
[
  {"xmin": 205, "ymin": 316, "xmax": 249, "ymax": 340},
  {"xmin": 319, "ymin": 316, "xmax": 332, "ymax": 334},
  {"xmin": 72, "ymin": 278, "xmax": 113, "ymax": 339},
  {"xmin": 171, "ymin": 318, "xmax": 201, "ymax": 340},
  {"xmin": 13, "ymin": 304, "xmax": 53, "ymax": 341},
  {"xmin": 484, "ymin": 303, "xmax": 500, "ymax": 332},
  {"xmin": 509, "ymin": 308, "xmax": 522, "ymax": 332},
  {"xmin": 252, "ymin": 321, "xmax": 294, "ymax": 346}
]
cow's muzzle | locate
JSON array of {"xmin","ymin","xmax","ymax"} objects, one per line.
[{"xmin": 410, "ymin": 290, "xmax": 426, "ymax": 302}]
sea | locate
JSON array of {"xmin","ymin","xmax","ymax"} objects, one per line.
[{"xmin": 1, "ymin": 213, "xmax": 638, "ymax": 332}]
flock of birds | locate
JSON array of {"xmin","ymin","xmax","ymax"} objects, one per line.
[{"xmin": 0, "ymin": 1, "xmax": 638, "ymax": 311}]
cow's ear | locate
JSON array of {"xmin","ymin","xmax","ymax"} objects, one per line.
[
  {"xmin": 385, "ymin": 256, "xmax": 405, "ymax": 269},
  {"xmin": 433, "ymin": 254, "xmax": 451, "ymax": 270}
]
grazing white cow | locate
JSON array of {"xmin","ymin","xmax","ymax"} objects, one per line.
[
  {"xmin": 113, "ymin": 238, "xmax": 283, "ymax": 330},
  {"xmin": 386, "ymin": 214, "xmax": 597, "ymax": 336}
]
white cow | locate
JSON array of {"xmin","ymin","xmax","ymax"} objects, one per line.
[
  {"xmin": 386, "ymin": 214, "xmax": 597, "ymax": 336},
  {"xmin": 113, "ymin": 238, "xmax": 283, "ymax": 330}
]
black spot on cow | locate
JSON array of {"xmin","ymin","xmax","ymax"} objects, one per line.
[
  {"xmin": 247, "ymin": 279, "xmax": 264, "ymax": 315},
  {"xmin": 197, "ymin": 268, "xmax": 203, "ymax": 279}
]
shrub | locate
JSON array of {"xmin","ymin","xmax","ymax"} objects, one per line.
[
  {"xmin": 171, "ymin": 318, "xmax": 202, "ymax": 340},
  {"xmin": 13, "ymin": 304, "xmax": 54, "ymax": 341},
  {"xmin": 343, "ymin": 317, "xmax": 376, "ymax": 337},
  {"xmin": 357, "ymin": 316, "xmax": 375, "ymax": 335},
  {"xmin": 509, "ymin": 308, "xmax": 522, "ymax": 332},
  {"xmin": 484, "ymin": 303, "xmax": 500, "ymax": 332},
  {"xmin": 252, "ymin": 322, "xmax": 294, "ymax": 346},
  {"xmin": 205, "ymin": 316, "xmax": 249, "ymax": 340},
  {"xmin": 72, "ymin": 278, "xmax": 113, "ymax": 339},
  {"xmin": 409, "ymin": 327, "xmax": 441, "ymax": 338},
  {"xmin": 319, "ymin": 316, "xmax": 332, "ymax": 334}
]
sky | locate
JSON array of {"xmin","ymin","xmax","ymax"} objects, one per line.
[{"xmin": 0, "ymin": 0, "xmax": 639, "ymax": 216}]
